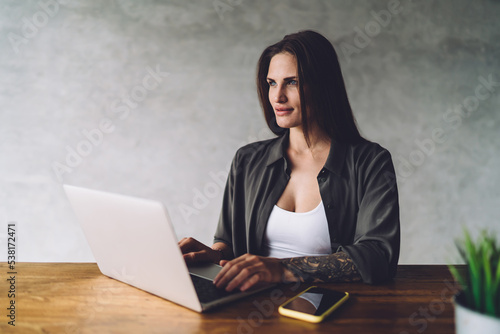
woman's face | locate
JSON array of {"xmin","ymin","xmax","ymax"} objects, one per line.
[{"xmin": 267, "ymin": 52, "xmax": 302, "ymax": 129}]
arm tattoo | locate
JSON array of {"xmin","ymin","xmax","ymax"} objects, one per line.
[{"xmin": 281, "ymin": 252, "xmax": 362, "ymax": 283}]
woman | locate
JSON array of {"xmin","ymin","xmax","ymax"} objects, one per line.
[{"xmin": 179, "ymin": 30, "xmax": 400, "ymax": 292}]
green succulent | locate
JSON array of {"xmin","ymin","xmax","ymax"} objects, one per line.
[{"xmin": 448, "ymin": 229, "xmax": 500, "ymax": 318}]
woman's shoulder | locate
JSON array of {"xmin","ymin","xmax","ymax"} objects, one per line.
[
  {"xmin": 345, "ymin": 138, "xmax": 392, "ymax": 158},
  {"xmin": 236, "ymin": 136, "xmax": 280, "ymax": 153},
  {"xmin": 337, "ymin": 139, "xmax": 393, "ymax": 174},
  {"xmin": 338, "ymin": 139, "xmax": 395, "ymax": 172},
  {"xmin": 232, "ymin": 135, "xmax": 284, "ymax": 165}
]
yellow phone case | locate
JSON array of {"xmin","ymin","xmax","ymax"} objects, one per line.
[{"xmin": 278, "ymin": 286, "xmax": 349, "ymax": 323}]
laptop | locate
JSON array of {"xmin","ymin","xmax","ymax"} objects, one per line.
[{"xmin": 63, "ymin": 184, "xmax": 273, "ymax": 312}]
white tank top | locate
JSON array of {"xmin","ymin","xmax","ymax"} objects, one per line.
[{"xmin": 261, "ymin": 201, "xmax": 332, "ymax": 258}]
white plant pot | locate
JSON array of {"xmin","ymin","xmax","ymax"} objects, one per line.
[{"xmin": 454, "ymin": 292, "xmax": 500, "ymax": 334}]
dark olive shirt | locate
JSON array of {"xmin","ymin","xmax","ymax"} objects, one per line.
[{"xmin": 214, "ymin": 131, "xmax": 400, "ymax": 284}]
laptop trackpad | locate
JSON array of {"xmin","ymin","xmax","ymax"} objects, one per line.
[{"xmin": 188, "ymin": 263, "xmax": 222, "ymax": 281}]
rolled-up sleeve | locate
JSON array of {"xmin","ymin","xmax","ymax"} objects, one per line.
[
  {"xmin": 213, "ymin": 154, "xmax": 237, "ymax": 248},
  {"xmin": 213, "ymin": 147, "xmax": 253, "ymax": 257},
  {"xmin": 340, "ymin": 148, "xmax": 400, "ymax": 284}
]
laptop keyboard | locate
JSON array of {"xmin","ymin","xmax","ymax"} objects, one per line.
[{"xmin": 190, "ymin": 274, "xmax": 240, "ymax": 304}]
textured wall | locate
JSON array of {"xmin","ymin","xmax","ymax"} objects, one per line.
[{"xmin": 0, "ymin": 0, "xmax": 499, "ymax": 264}]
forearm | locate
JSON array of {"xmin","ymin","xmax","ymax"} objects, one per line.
[{"xmin": 280, "ymin": 251, "xmax": 362, "ymax": 283}]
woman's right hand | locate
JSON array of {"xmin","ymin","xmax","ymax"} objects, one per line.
[{"xmin": 178, "ymin": 237, "xmax": 222, "ymax": 265}]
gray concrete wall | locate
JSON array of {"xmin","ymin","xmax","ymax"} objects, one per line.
[{"xmin": 1, "ymin": 0, "xmax": 499, "ymax": 263}]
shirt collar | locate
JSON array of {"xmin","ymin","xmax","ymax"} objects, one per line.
[
  {"xmin": 324, "ymin": 140, "xmax": 347, "ymax": 176},
  {"xmin": 265, "ymin": 131, "xmax": 289, "ymax": 167}
]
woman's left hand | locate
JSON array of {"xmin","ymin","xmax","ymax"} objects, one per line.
[{"xmin": 213, "ymin": 254, "xmax": 286, "ymax": 292}]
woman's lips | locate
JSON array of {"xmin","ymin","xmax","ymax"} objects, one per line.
[{"xmin": 275, "ymin": 108, "xmax": 293, "ymax": 116}]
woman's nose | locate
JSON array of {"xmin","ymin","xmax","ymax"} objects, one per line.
[{"xmin": 274, "ymin": 86, "xmax": 287, "ymax": 103}]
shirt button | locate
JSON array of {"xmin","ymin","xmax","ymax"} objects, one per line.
[
  {"xmin": 319, "ymin": 177, "xmax": 326, "ymax": 183},
  {"xmin": 327, "ymin": 204, "xmax": 333, "ymax": 209}
]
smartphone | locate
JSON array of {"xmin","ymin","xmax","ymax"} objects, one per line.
[{"xmin": 278, "ymin": 286, "xmax": 349, "ymax": 323}]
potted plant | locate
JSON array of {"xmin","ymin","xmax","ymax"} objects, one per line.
[{"xmin": 448, "ymin": 229, "xmax": 500, "ymax": 333}]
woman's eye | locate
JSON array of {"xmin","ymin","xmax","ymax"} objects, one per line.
[
  {"xmin": 268, "ymin": 81, "xmax": 276, "ymax": 87},
  {"xmin": 288, "ymin": 80, "xmax": 298, "ymax": 85}
]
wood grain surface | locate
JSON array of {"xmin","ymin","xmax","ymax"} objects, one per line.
[{"xmin": 0, "ymin": 263, "xmax": 462, "ymax": 334}]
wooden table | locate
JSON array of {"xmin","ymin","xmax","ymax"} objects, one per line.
[{"xmin": 0, "ymin": 263, "xmax": 461, "ymax": 333}]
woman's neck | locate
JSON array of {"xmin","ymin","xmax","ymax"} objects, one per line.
[{"xmin": 288, "ymin": 125, "xmax": 330, "ymax": 156}]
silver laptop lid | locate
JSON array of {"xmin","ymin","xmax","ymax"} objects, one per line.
[{"xmin": 63, "ymin": 184, "xmax": 203, "ymax": 312}]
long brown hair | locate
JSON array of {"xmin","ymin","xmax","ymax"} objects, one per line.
[{"xmin": 257, "ymin": 30, "xmax": 363, "ymax": 145}]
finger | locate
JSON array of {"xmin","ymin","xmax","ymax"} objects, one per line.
[
  {"xmin": 218, "ymin": 262, "xmax": 260, "ymax": 291},
  {"xmin": 183, "ymin": 250, "xmax": 210, "ymax": 264},
  {"xmin": 239, "ymin": 273, "xmax": 262, "ymax": 291},
  {"xmin": 225, "ymin": 269, "xmax": 258, "ymax": 291},
  {"xmin": 178, "ymin": 238, "xmax": 192, "ymax": 253},
  {"xmin": 178, "ymin": 237, "xmax": 187, "ymax": 248},
  {"xmin": 183, "ymin": 252, "xmax": 198, "ymax": 265},
  {"xmin": 223, "ymin": 257, "xmax": 277, "ymax": 291},
  {"xmin": 214, "ymin": 257, "xmax": 239, "ymax": 282},
  {"xmin": 179, "ymin": 237, "xmax": 204, "ymax": 254},
  {"xmin": 214, "ymin": 256, "xmax": 249, "ymax": 285}
]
